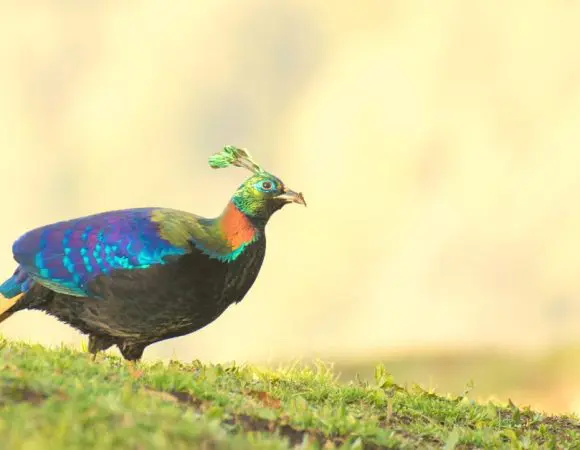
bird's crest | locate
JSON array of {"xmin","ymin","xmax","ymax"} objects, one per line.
[{"xmin": 208, "ymin": 146, "xmax": 265, "ymax": 174}]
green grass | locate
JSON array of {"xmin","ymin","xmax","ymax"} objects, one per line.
[
  {"xmin": 334, "ymin": 346, "xmax": 580, "ymax": 414},
  {"xmin": 0, "ymin": 338, "xmax": 578, "ymax": 449}
]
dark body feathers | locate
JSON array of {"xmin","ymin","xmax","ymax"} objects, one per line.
[{"xmin": 12, "ymin": 238, "xmax": 265, "ymax": 360}]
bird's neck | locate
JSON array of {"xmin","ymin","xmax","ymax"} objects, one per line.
[{"xmin": 214, "ymin": 202, "xmax": 261, "ymax": 251}]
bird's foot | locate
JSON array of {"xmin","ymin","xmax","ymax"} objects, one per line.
[{"xmin": 126, "ymin": 360, "xmax": 144, "ymax": 379}]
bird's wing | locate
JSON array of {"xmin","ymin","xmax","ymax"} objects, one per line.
[{"xmin": 11, "ymin": 208, "xmax": 193, "ymax": 298}]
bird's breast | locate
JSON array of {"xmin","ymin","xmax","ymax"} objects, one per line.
[
  {"xmin": 165, "ymin": 237, "xmax": 266, "ymax": 309},
  {"xmin": 73, "ymin": 238, "xmax": 267, "ymax": 340}
]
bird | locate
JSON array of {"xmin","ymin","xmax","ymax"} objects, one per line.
[{"xmin": 0, "ymin": 146, "xmax": 306, "ymax": 361}]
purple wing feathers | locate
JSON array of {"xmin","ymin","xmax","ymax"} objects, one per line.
[{"xmin": 3, "ymin": 208, "xmax": 188, "ymax": 298}]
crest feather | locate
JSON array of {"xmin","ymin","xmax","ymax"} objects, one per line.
[{"xmin": 208, "ymin": 145, "xmax": 264, "ymax": 174}]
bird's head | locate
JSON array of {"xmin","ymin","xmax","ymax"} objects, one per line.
[
  {"xmin": 209, "ymin": 146, "xmax": 306, "ymax": 222},
  {"xmin": 232, "ymin": 172, "xmax": 306, "ymax": 220}
]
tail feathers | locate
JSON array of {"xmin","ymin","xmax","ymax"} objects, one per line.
[
  {"xmin": 0, "ymin": 294, "xmax": 19, "ymax": 324},
  {"xmin": 0, "ymin": 267, "xmax": 32, "ymax": 299},
  {"xmin": 0, "ymin": 267, "xmax": 31, "ymax": 324},
  {"xmin": 0, "ymin": 278, "xmax": 21, "ymax": 298}
]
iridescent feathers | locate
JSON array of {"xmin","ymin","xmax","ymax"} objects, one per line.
[
  {"xmin": 8, "ymin": 209, "xmax": 189, "ymax": 297},
  {"xmin": 0, "ymin": 267, "xmax": 32, "ymax": 298},
  {"xmin": 0, "ymin": 204, "xmax": 263, "ymax": 300},
  {"xmin": 152, "ymin": 206, "xmax": 258, "ymax": 262}
]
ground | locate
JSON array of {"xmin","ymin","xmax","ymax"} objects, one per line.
[{"xmin": 0, "ymin": 338, "xmax": 578, "ymax": 449}]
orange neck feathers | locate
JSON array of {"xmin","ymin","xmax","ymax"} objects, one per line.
[{"xmin": 219, "ymin": 202, "xmax": 258, "ymax": 249}]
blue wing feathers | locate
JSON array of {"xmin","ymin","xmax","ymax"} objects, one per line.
[{"xmin": 6, "ymin": 208, "xmax": 188, "ymax": 298}]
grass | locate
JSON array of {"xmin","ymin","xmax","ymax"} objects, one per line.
[
  {"xmin": 0, "ymin": 339, "xmax": 578, "ymax": 449},
  {"xmin": 334, "ymin": 346, "xmax": 580, "ymax": 415}
]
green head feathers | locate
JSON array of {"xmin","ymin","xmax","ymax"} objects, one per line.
[{"xmin": 209, "ymin": 145, "xmax": 306, "ymax": 220}]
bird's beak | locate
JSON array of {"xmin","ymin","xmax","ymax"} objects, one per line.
[{"xmin": 276, "ymin": 188, "xmax": 307, "ymax": 206}]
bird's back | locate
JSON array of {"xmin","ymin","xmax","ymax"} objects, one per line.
[{"xmin": 3, "ymin": 208, "xmax": 199, "ymax": 300}]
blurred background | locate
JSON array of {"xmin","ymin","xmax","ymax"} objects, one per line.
[{"xmin": 1, "ymin": 0, "xmax": 580, "ymax": 414}]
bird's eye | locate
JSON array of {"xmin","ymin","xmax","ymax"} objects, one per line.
[{"xmin": 261, "ymin": 181, "xmax": 273, "ymax": 190}]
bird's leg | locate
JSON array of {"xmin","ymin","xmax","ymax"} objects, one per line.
[
  {"xmin": 118, "ymin": 341, "xmax": 146, "ymax": 364},
  {"xmin": 88, "ymin": 335, "xmax": 115, "ymax": 361}
]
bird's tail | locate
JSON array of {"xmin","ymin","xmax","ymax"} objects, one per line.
[
  {"xmin": 0, "ymin": 294, "xmax": 20, "ymax": 323},
  {"xmin": 0, "ymin": 267, "xmax": 30, "ymax": 324}
]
